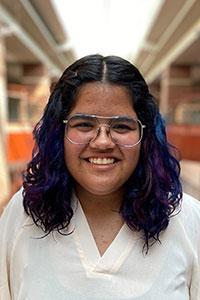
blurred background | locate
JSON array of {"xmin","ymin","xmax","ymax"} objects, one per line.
[{"xmin": 0, "ymin": 0, "xmax": 200, "ymax": 212}]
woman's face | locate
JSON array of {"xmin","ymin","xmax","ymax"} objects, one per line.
[{"xmin": 64, "ymin": 82, "xmax": 141, "ymax": 197}]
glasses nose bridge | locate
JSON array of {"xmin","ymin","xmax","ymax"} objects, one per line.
[
  {"xmin": 94, "ymin": 116, "xmax": 111, "ymax": 135},
  {"xmin": 95, "ymin": 123, "xmax": 112, "ymax": 141},
  {"xmin": 97, "ymin": 123, "xmax": 110, "ymax": 132},
  {"xmin": 90, "ymin": 121, "xmax": 114, "ymax": 146}
]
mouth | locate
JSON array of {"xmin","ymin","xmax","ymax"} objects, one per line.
[{"xmin": 86, "ymin": 157, "xmax": 118, "ymax": 165}]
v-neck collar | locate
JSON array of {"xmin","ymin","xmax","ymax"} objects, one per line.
[{"xmin": 72, "ymin": 194, "xmax": 138, "ymax": 276}]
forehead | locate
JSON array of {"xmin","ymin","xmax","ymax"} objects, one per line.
[{"xmin": 71, "ymin": 82, "xmax": 136, "ymax": 117}]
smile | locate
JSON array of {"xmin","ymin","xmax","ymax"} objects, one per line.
[{"xmin": 88, "ymin": 157, "xmax": 116, "ymax": 165}]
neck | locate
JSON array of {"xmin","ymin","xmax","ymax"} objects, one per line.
[{"xmin": 74, "ymin": 185, "xmax": 124, "ymax": 217}]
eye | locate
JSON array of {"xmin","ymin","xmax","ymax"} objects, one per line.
[
  {"xmin": 69, "ymin": 120, "xmax": 94, "ymax": 131},
  {"xmin": 112, "ymin": 122, "xmax": 138, "ymax": 133},
  {"xmin": 112, "ymin": 123, "xmax": 131, "ymax": 132}
]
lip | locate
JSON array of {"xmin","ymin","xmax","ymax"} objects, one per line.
[
  {"xmin": 84, "ymin": 160, "xmax": 119, "ymax": 171},
  {"xmin": 82, "ymin": 156, "xmax": 120, "ymax": 169},
  {"xmin": 83, "ymin": 154, "xmax": 121, "ymax": 159},
  {"xmin": 84, "ymin": 156, "xmax": 120, "ymax": 163}
]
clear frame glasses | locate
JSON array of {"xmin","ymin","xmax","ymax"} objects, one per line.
[{"xmin": 63, "ymin": 114, "xmax": 146, "ymax": 148}]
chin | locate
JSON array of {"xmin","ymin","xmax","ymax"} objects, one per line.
[
  {"xmin": 77, "ymin": 182, "xmax": 124, "ymax": 197},
  {"xmin": 88, "ymin": 189, "xmax": 114, "ymax": 196}
]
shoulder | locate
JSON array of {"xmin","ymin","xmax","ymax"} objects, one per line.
[
  {"xmin": 1, "ymin": 187, "xmax": 25, "ymax": 218},
  {"xmin": 173, "ymin": 193, "xmax": 200, "ymax": 247},
  {"xmin": 0, "ymin": 187, "xmax": 30, "ymax": 235},
  {"xmin": 180, "ymin": 193, "xmax": 200, "ymax": 222},
  {"xmin": 0, "ymin": 188, "xmax": 31, "ymax": 270}
]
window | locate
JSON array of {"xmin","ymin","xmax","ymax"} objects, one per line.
[
  {"xmin": 8, "ymin": 97, "xmax": 20, "ymax": 121},
  {"xmin": 174, "ymin": 101, "xmax": 200, "ymax": 125}
]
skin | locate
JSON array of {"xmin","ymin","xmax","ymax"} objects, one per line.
[{"xmin": 64, "ymin": 82, "xmax": 141, "ymax": 254}]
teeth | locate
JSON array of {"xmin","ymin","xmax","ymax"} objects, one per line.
[{"xmin": 88, "ymin": 158, "xmax": 115, "ymax": 165}]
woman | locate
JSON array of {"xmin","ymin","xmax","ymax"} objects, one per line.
[{"xmin": 0, "ymin": 54, "xmax": 200, "ymax": 300}]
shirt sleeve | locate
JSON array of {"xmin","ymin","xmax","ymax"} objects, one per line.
[
  {"xmin": 182, "ymin": 194, "xmax": 200, "ymax": 300},
  {"xmin": 192, "ymin": 213, "xmax": 200, "ymax": 300},
  {"xmin": 0, "ymin": 188, "xmax": 24, "ymax": 300}
]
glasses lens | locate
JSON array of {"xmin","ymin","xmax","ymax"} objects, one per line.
[
  {"xmin": 66, "ymin": 115, "xmax": 97, "ymax": 144},
  {"xmin": 110, "ymin": 117, "xmax": 142, "ymax": 147}
]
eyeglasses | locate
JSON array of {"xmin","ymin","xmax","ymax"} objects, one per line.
[{"xmin": 63, "ymin": 114, "xmax": 146, "ymax": 148}]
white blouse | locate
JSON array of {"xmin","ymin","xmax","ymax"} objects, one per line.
[{"xmin": 0, "ymin": 189, "xmax": 200, "ymax": 300}]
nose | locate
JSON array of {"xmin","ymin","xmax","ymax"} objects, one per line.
[{"xmin": 89, "ymin": 125, "xmax": 115, "ymax": 149}]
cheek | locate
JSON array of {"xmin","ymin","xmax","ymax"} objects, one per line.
[
  {"xmin": 64, "ymin": 142, "xmax": 77, "ymax": 168},
  {"xmin": 124, "ymin": 146, "xmax": 141, "ymax": 173},
  {"xmin": 64, "ymin": 142, "xmax": 84, "ymax": 174}
]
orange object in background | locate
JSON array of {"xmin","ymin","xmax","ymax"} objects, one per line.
[
  {"xmin": 2, "ymin": 132, "xmax": 35, "ymax": 208},
  {"xmin": 7, "ymin": 132, "xmax": 34, "ymax": 162},
  {"xmin": 167, "ymin": 125, "xmax": 200, "ymax": 161}
]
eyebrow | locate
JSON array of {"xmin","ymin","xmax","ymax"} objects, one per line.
[{"xmin": 67, "ymin": 113, "xmax": 137, "ymax": 120}]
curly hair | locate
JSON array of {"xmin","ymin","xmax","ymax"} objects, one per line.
[{"xmin": 23, "ymin": 54, "xmax": 182, "ymax": 251}]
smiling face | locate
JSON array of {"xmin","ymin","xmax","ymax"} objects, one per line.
[{"xmin": 64, "ymin": 82, "xmax": 141, "ymax": 198}]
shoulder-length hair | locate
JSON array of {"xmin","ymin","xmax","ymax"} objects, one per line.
[{"xmin": 23, "ymin": 54, "xmax": 182, "ymax": 251}]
